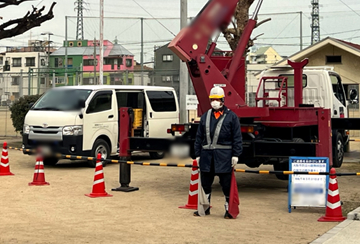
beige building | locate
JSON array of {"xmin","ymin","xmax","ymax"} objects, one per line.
[
  {"xmin": 275, "ymin": 37, "xmax": 360, "ymax": 89},
  {"xmin": 248, "ymin": 46, "xmax": 283, "ymax": 64}
]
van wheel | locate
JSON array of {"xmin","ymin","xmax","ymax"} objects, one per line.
[
  {"xmin": 43, "ymin": 157, "xmax": 58, "ymax": 166},
  {"xmin": 333, "ymin": 132, "xmax": 344, "ymax": 168},
  {"xmin": 149, "ymin": 152, "xmax": 165, "ymax": 159},
  {"xmin": 89, "ymin": 139, "xmax": 109, "ymax": 167}
]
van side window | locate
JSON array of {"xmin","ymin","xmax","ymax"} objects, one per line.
[
  {"xmin": 116, "ymin": 92, "xmax": 144, "ymax": 109},
  {"xmin": 86, "ymin": 93, "xmax": 112, "ymax": 113},
  {"xmin": 146, "ymin": 91, "xmax": 176, "ymax": 112}
]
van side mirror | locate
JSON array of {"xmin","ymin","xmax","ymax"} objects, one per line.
[{"xmin": 349, "ymin": 89, "xmax": 358, "ymax": 104}]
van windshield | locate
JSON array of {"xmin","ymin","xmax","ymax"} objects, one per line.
[{"xmin": 32, "ymin": 89, "xmax": 92, "ymax": 111}]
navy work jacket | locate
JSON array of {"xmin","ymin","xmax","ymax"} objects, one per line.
[{"xmin": 194, "ymin": 106, "xmax": 243, "ymax": 173}]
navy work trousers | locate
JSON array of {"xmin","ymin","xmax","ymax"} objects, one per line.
[{"xmin": 200, "ymin": 159, "xmax": 232, "ymax": 197}]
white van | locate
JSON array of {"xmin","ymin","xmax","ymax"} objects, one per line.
[{"xmin": 22, "ymin": 85, "xmax": 179, "ymax": 166}]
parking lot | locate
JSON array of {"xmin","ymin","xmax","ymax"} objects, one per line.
[{"xmin": 1, "ymin": 143, "xmax": 360, "ymax": 244}]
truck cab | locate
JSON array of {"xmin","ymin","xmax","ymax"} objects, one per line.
[{"xmin": 258, "ymin": 66, "xmax": 350, "ymax": 167}]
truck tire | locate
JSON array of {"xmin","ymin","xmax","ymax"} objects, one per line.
[
  {"xmin": 43, "ymin": 157, "xmax": 58, "ymax": 166},
  {"xmin": 89, "ymin": 139, "xmax": 109, "ymax": 168},
  {"xmin": 333, "ymin": 132, "xmax": 344, "ymax": 168},
  {"xmin": 273, "ymin": 161, "xmax": 289, "ymax": 181},
  {"xmin": 149, "ymin": 152, "xmax": 165, "ymax": 159}
]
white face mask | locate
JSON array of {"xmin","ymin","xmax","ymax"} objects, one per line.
[{"xmin": 211, "ymin": 101, "xmax": 222, "ymax": 110}]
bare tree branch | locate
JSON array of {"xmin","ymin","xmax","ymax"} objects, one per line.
[
  {"xmin": 256, "ymin": 18, "xmax": 271, "ymax": 28},
  {"xmin": 221, "ymin": 0, "xmax": 271, "ymax": 53},
  {"xmin": 0, "ymin": 0, "xmax": 32, "ymax": 8},
  {"xmin": 0, "ymin": 2, "xmax": 56, "ymax": 40}
]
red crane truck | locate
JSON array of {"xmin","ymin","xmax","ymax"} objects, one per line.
[{"xmin": 117, "ymin": 0, "xmax": 359, "ymax": 185}]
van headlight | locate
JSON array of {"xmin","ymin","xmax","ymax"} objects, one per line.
[
  {"xmin": 63, "ymin": 126, "xmax": 83, "ymax": 136},
  {"xmin": 23, "ymin": 124, "xmax": 30, "ymax": 134}
]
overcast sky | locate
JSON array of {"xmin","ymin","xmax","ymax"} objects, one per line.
[{"xmin": 1, "ymin": 0, "xmax": 360, "ymax": 62}]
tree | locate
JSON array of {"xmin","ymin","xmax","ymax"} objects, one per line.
[
  {"xmin": 222, "ymin": 0, "xmax": 270, "ymax": 53},
  {"xmin": 10, "ymin": 94, "xmax": 42, "ymax": 133},
  {"xmin": 0, "ymin": 1, "xmax": 56, "ymax": 40}
]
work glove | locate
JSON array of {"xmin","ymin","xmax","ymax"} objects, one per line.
[
  {"xmin": 231, "ymin": 156, "xmax": 238, "ymax": 168},
  {"xmin": 196, "ymin": 157, "xmax": 200, "ymax": 165}
]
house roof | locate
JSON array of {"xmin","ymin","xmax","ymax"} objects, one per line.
[
  {"xmin": 51, "ymin": 43, "xmax": 133, "ymax": 57},
  {"xmin": 108, "ymin": 44, "xmax": 133, "ymax": 56},
  {"xmin": 274, "ymin": 37, "xmax": 360, "ymax": 66},
  {"xmin": 254, "ymin": 46, "xmax": 270, "ymax": 55}
]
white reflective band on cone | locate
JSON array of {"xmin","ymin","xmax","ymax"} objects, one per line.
[
  {"xmin": 329, "ymin": 178, "xmax": 337, "ymax": 184},
  {"xmin": 189, "ymin": 190, "xmax": 198, "ymax": 196},
  {"xmin": 35, "ymin": 170, "xmax": 44, "ymax": 173},
  {"xmin": 0, "ymin": 163, "xmax": 9, "ymax": 167},
  {"xmin": 190, "ymin": 179, "xmax": 199, "ymax": 185},
  {"xmin": 327, "ymin": 201, "xmax": 341, "ymax": 209},
  {"xmin": 328, "ymin": 189, "xmax": 339, "ymax": 197},
  {"xmin": 95, "ymin": 170, "xmax": 104, "ymax": 175},
  {"xmin": 93, "ymin": 179, "xmax": 105, "ymax": 185}
]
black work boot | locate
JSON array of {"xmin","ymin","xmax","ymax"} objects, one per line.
[
  {"xmin": 193, "ymin": 208, "xmax": 210, "ymax": 216},
  {"xmin": 224, "ymin": 196, "xmax": 234, "ymax": 219},
  {"xmin": 193, "ymin": 193, "xmax": 211, "ymax": 217}
]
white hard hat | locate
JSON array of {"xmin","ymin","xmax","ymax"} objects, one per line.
[{"xmin": 209, "ymin": 86, "xmax": 225, "ymax": 99}]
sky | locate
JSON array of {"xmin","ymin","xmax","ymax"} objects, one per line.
[{"xmin": 1, "ymin": 0, "xmax": 360, "ymax": 63}]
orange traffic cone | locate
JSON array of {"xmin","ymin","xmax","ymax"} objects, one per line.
[
  {"xmin": 179, "ymin": 160, "xmax": 199, "ymax": 209},
  {"xmin": 85, "ymin": 153, "xmax": 112, "ymax": 198},
  {"xmin": 29, "ymin": 153, "xmax": 49, "ymax": 186},
  {"xmin": 0, "ymin": 142, "xmax": 14, "ymax": 176},
  {"xmin": 318, "ymin": 168, "xmax": 346, "ymax": 222}
]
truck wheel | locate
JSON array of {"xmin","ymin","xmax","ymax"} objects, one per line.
[
  {"xmin": 333, "ymin": 132, "xmax": 344, "ymax": 168},
  {"xmin": 89, "ymin": 139, "xmax": 109, "ymax": 168},
  {"xmin": 273, "ymin": 160, "xmax": 289, "ymax": 180},
  {"xmin": 149, "ymin": 152, "xmax": 165, "ymax": 159},
  {"xmin": 43, "ymin": 157, "xmax": 58, "ymax": 166}
]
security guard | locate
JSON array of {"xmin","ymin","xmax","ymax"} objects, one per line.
[{"xmin": 194, "ymin": 86, "xmax": 242, "ymax": 219}]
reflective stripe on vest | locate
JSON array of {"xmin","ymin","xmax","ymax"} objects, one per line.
[{"xmin": 203, "ymin": 109, "xmax": 232, "ymax": 150}]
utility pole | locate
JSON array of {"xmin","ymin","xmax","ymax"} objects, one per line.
[
  {"xmin": 179, "ymin": 0, "xmax": 189, "ymax": 123},
  {"xmin": 99, "ymin": 0, "xmax": 104, "ymax": 85},
  {"xmin": 41, "ymin": 32, "xmax": 53, "ymax": 89},
  {"xmin": 311, "ymin": 0, "xmax": 320, "ymax": 45},
  {"xmin": 93, "ymin": 37, "xmax": 97, "ymax": 84},
  {"xmin": 65, "ymin": 16, "xmax": 68, "ymax": 85},
  {"xmin": 141, "ymin": 18, "xmax": 144, "ymax": 86},
  {"xmin": 300, "ymin": 11, "xmax": 303, "ymax": 51}
]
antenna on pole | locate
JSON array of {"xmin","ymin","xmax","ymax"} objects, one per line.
[
  {"xmin": 311, "ymin": 0, "xmax": 320, "ymax": 45},
  {"xmin": 75, "ymin": 0, "xmax": 86, "ymax": 40}
]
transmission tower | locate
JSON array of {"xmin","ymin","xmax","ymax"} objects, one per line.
[
  {"xmin": 311, "ymin": 0, "xmax": 320, "ymax": 45},
  {"xmin": 75, "ymin": 0, "xmax": 85, "ymax": 40}
]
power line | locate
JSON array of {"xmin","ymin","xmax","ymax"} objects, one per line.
[
  {"xmin": 132, "ymin": 0, "xmax": 176, "ymax": 36},
  {"xmin": 338, "ymin": 0, "xmax": 360, "ymax": 18}
]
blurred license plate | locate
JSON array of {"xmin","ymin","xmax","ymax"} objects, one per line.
[
  {"xmin": 39, "ymin": 145, "xmax": 52, "ymax": 156},
  {"xmin": 170, "ymin": 144, "xmax": 190, "ymax": 158}
]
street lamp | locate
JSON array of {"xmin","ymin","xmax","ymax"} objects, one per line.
[{"xmin": 41, "ymin": 32, "xmax": 53, "ymax": 88}]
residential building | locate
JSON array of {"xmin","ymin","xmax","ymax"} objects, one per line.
[
  {"xmin": 274, "ymin": 37, "xmax": 360, "ymax": 98},
  {"xmin": 153, "ymin": 44, "xmax": 181, "ymax": 96},
  {"xmin": 248, "ymin": 46, "xmax": 283, "ymax": 64},
  {"xmin": 133, "ymin": 62, "xmax": 153, "ymax": 86},
  {"xmin": 0, "ymin": 40, "xmax": 49, "ymax": 104},
  {"xmin": 50, "ymin": 40, "xmax": 135, "ymax": 86}
]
